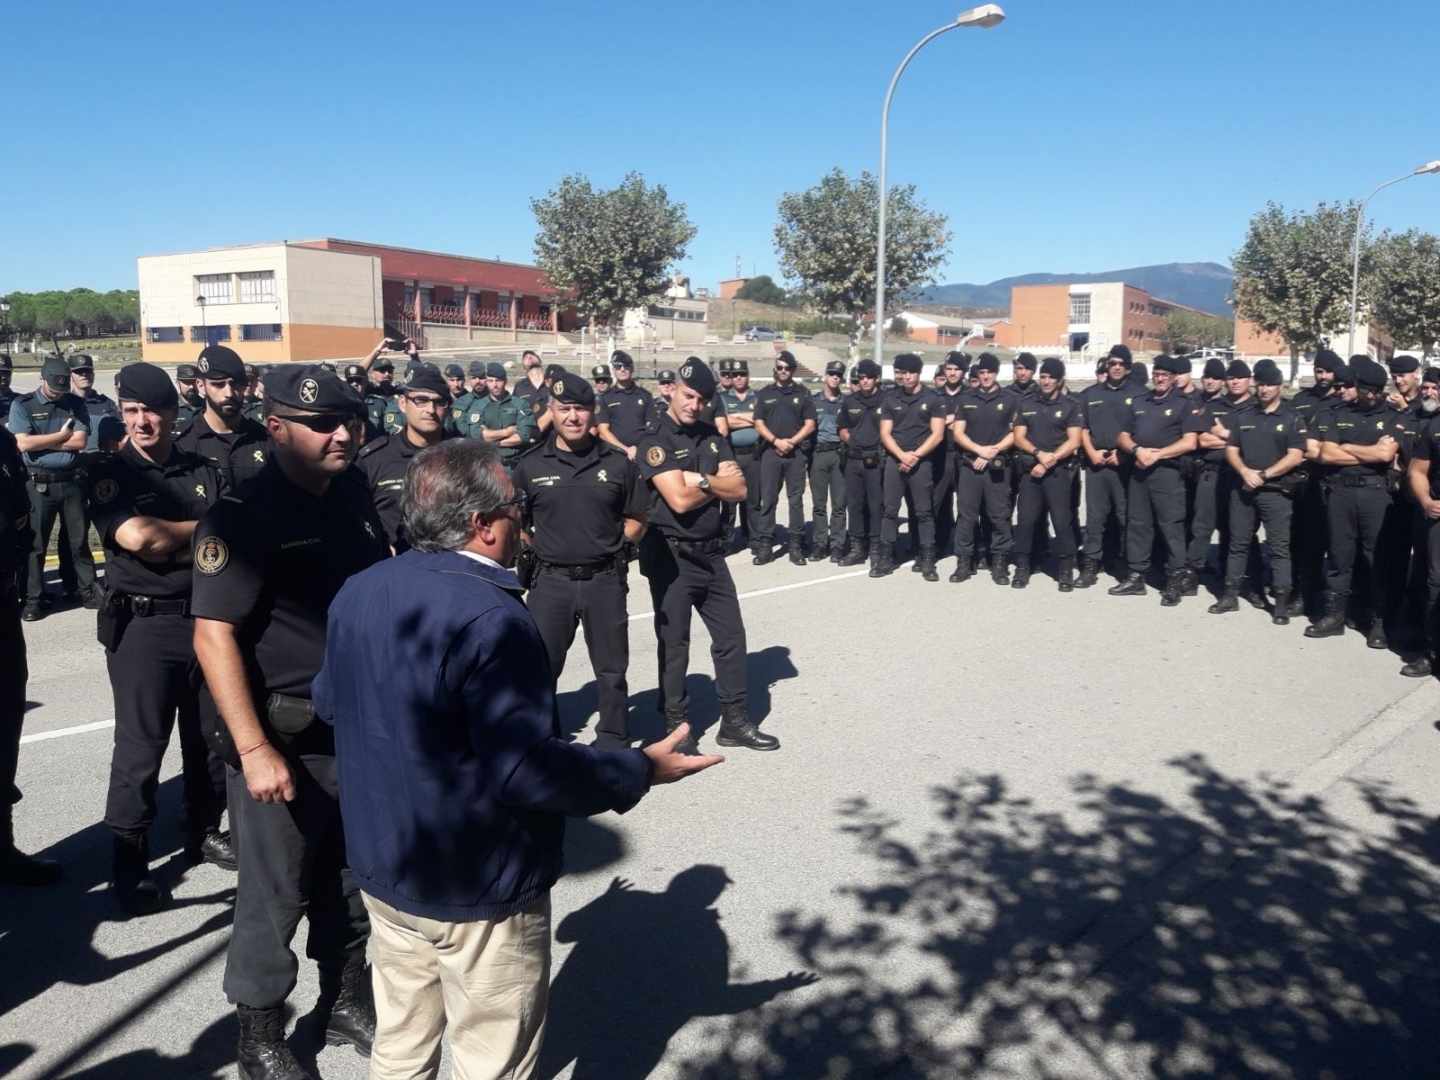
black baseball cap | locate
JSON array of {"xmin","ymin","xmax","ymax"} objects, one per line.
[
  {"xmin": 67, "ymin": 353, "xmax": 95, "ymax": 372},
  {"xmin": 372, "ymin": 357, "xmax": 395, "ymax": 372},
  {"xmin": 657, "ymin": 369, "xmax": 676, "ymax": 384},
  {"xmin": 175, "ymin": 364, "xmax": 198, "ymax": 381},
  {"xmin": 444, "ymin": 364, "xmax": 465, "ymax": 379},
  {"xmin": 41, "ymin": 357, "xmax": 69, "ymax": 391},
  {"xmin": 591, "ymin": 365, "xmax": 612, "ymax": 381},
  {"xmin": 824, "ymin": 360, "xmax": 845, "ymax": 376}
]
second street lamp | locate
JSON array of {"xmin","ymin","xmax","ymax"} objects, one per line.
[{"xmin": 1347, "ymin": 159, "xmax": 1440, "ymax": 357}]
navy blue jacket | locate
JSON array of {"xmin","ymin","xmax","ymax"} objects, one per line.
[{"xmin": 313, "ymin": 548, "xmax": 653, "ymax": 922}]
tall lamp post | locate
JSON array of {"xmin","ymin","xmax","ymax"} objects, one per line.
[
  {"xmin": 1347, "ymin": 159, "xmax": 1440, "ymax": 357},
  {"xmin": 196, "ymin": 294, "xmax": 207, "ymax": 347},
  {"xmin": 874, "ymin": 4, "xmax": 1005, "ymax": 366}
]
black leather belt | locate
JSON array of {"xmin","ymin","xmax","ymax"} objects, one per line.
[
  {"xmin": 539, "ymin": 560, "xmax": 620, "ymax": 580},
  {"xmin": 1339, "ymin": 473, "xmax": 1386, "ymax": 488},
  {"xmin": 815, "ymin": 441, "xmax": 842, "ymax": 451},
  {"xmin": 29, "ymin": 469, "xmax": 78, "ymax": 483},
  {"xmin": 667, "ymin": 536, "xmax": 726, "ymax": 554},
  {"xmin": 121, "ymin": 594, "xmax": 191, "ymax": 616}
]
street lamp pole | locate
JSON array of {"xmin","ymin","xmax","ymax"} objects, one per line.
[
  {"xmin": 197, "ymin": 294, "xmax": 207, "ymax": 346},
  {"xmin": 1347, "ymin": 159, "xmax": 1440, "ymax": 357},
  {"xmin": 874, "ymin": 4, "xmax": 1005, "ymax": 366}
]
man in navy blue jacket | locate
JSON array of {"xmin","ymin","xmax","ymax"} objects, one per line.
[{"xmin": 314, "ymin": 438, "xmax": 718, "ymax": 1080}]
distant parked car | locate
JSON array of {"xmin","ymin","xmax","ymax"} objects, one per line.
[{"xmin": 745, "ymin": 325, "xmax": 778, "ymax": 341}]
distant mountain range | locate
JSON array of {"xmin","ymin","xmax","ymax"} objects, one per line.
[{"xmin": 918, "ymin": 262, "xmax": 1235, "ymax": 318}]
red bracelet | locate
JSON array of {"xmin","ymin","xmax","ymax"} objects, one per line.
[{"xmin": 238, "ymin": 738, "xmax": 270, "ymax": 757}]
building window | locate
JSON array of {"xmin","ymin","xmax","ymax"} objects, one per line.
[
  {"xmin": 497, "ymin": 297, "xmax": 511, "ymax": 319},
  {"xmin": 147, "ymin": 326, "xmax": 183, "ymax": 343},
  {"xmin": 196, "ymin": 273, "xmax": 232, "ymax": 304},
  {"xmin": 237, "ymin": 270, "xmax": 276, "ymax": 303},
  {"xmin": 191, "ymin": 325, "xmax": 231, "ymax": 343},
  {"xmin": 241, "ymin": 323, "xmax": 283, "ymax": 342},
  {"xmin": 1069, "ymin": 294, "xmax": 1091, "ymax": 324}
]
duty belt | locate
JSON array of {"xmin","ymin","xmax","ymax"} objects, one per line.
[
  {"xmin": 118, "ymin": 593, "xmax": 191, "ymax": 616},
  {"xmin": 538, "ymin": 558, "xmax": 622, "ymax": 580},
  {"xmin": 1339, "ymin": 473, "xmax": 1386, "ymax": 488},
  {"xmin": 815, "ymin": 441, "xmax": 842, "ymax": 451},
  {"xmin": 667, "ymin": 536, "xmax": 727, "ymax": 555},
  {"xmin": 28, "ymin": 468, "xmax": 78, "ymax": 483},
  {"xmin": 730, "ymin": 443, "xmax": 759, "ymax": 455}
]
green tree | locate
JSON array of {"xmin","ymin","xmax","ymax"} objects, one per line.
[
  {"xmin": 530, "ymin": 172, "xmax": 696, "ymax": 332},
  {"xmin": 773, "ymin": 168, "xmax": 950, "ymax": 331},
  {"xmin": 1367, "ymin": 230, "xmax": 1440, "ymax": 359},
  {"xmin": 734, "ymin": 274, "xmax": 789, "ymax": 306},
  {"xmin": 65, "ymin": 289, "xmax": 104, "ymax": 337},
  {"xmin": 1165, "ymin": 309, "xmax": 1234, "ymax": 353},
  {"xmin": 1232, "ymin": 201, "xmax": 1362, "ymax": 383},
  {"xmin": 888, "ymin": 315, "xmax": 909, "ymax": 337},
  {"xmin": 32, "ymin": 292, "xmax": 68, "ymax": 336}
]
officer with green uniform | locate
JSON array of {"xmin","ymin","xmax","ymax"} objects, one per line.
[
  {"xmin": 715, "ymin": 359, "xmax": 761, "ymax": 551},
  {"xmin": 174, "ymin": 364, "xmax": 203, "ymax": 434},
  {"xmin": 475, "ymin": 361, "xmax": 537, "ymax": 464},
  {"xmin": 809, "ymin": 360, "xmax": 849, "ymax": 563}
]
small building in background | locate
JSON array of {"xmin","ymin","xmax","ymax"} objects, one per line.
[
  {"xmin": 991, "ymin": 281, "xmax": 1217, "ymax": 358},
  {"xmin": 894, "ymin": 309, "xmax": 972, "ymax": 347},
  {"xmin": 718, "ymin": 277, "xmax": 751, "ymax": 300},
  {"xmin": 1234, "ymin": 314, "xmax": 1393, "ymax": 365},
  {"xmin": 623, "ymin": 274, "xmax": 709, "ymax": 348}
]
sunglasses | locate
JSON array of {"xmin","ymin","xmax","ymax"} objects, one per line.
[
  {"xmin": 479, "ymin": 492, "xmax": 529, "ymax": 520},
  {"xmin": 276, "ymin": 412, "xmax": 358, "ymax": 434}
]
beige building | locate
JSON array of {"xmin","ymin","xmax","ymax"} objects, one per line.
[
  {"xmin": 138, "ymin": 243, "xmax": 385, "ymax": 364},
  {"xmin": 623, "ymin": 275, "xmax": 709, "ymax": 347}
]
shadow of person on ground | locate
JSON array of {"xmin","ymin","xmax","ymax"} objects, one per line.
[
  {"xmin": 538, "ymin": 866, "xmax": 816, "ymax": 1080},
  {"xmin": 677, "ymin": 755, "xmax": 1440, "ymax": 1078},
  {"xmin": 41, "ymin": 1012, "xmax": 235, "ymax": 1079}
]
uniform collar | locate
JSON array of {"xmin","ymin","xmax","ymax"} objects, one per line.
[
  {"xmin": 435, "ymin": 549, "xmax": 523, "ymax": 594},
  {"xmin": 544, "ymin": 433, "xmax": 601, "ymax": 464}
]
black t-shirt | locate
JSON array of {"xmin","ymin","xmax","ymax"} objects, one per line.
[
  {"xmin": 511, "ymin": 436, "xmax": 648, "ymax": 563},
  {"xmin": 596, "ymin": 384, "xmax": 656, "ymax": 447},
  {"xmin": 1125, "ymin": 388, "xmax": 1207, "ymax": 450},
  {"xmin": 754, "ymin": 382, "xmax": 817, "ymax": 441},
  {"xmin": 1228, "ymin": 401, "xmax": 1307, "ymax": 472},
  {"xmin": 88, "ymin": 444, "xmax": 221, "ymax": 598},
  {"xmin": 1015, "ymin": 392, "xmax": 1082, "ymax": 454},
  {"xmin": 837, "ymin": 390, "xmax": 884, "ymax": 450},
  {"xmin": 357, "ymin": 430, "xmax": 445, "ymax": 548},
  {"xmin": 0, "ymin": 427, "xmax": 30, "ymax": 579},
  {"xmin": 882, "ymin": 386, "xmax": 945, "ymax": 453},
  {"xmin": 1410, "ymin": 415, "xmax": 1440, "ymax": 499},
  {"xmin": 175, "ymin": 412, "xmax": 270, "ymax": 489},
  {"xmin": 1290, "ymin": 384, "xmax": 1332, "ymax": 430},
  {"xmin": 1394, "ymin": 398, "xmax": 1430, "ymax": 467},
  {"xmin": 1194, "ymin": 392, "xmax": 1254, "ymax": 463},
  {"xmin": 1080, "ymin": 380, "xmax": 1135, "ymax": 450},
  {"xmin": 190, "ymin": 461, "xmax": 388, "ymax": 699},
  {"xmin": 1317, "ymin": 399, "xmax": 1407, "ymax": 478},
  {"xmin": 1005, "ymin": 380, "xmax": 1040, "ymax": 406},
  {"xmin": 955, "ymin": 386, "xmax": 1018, "ymax": 448},
  {"xmin": 637, "ymin": 414, "xmax": 735, "ymax": 541}
]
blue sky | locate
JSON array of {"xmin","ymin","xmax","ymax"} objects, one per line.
[{"xmin": 6, "ymin": 0, "xmax": 1439, "ymax": 295}]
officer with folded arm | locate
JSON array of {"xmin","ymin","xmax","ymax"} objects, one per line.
[{"xmin": 837, "ymin": 359, "xmax": 886, "ymax": 570}]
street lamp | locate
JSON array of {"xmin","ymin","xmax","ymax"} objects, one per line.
[
  {"xmin": 1347, "ymin": 159, "xmax": 1440, "ymax": 356},
  {"xmin": 873, "ymin": 4, "xmax": 1006, "ymax": 366},
  {"xmin": 196, "ymin": 294, "xmax": 207, "ymax": 346}
]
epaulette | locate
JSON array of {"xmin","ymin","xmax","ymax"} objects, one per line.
[{"xmin": 358, "ymin": 435, "xmax": 391, "ymax": 459}]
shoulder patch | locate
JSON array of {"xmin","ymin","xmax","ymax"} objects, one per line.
[
  {"xmin": 645, "ymin": 445, "xmax": 667, "ymax": 467},
  {"xmin": 195, "ymin": 536, "xmax": 229, "ymax": 575},
  {"xmin": 92, "ymin": 477, "xmax": 120, "ymax": 503}
]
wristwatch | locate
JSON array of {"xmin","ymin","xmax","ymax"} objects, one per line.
[{"xmin": 697, "ymin": 474, "xmax": 712, "ymax": 492}]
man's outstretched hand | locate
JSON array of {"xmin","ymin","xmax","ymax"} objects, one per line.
[{"xmin": 643, "ymin": 724, "xmax": 724, "ymax": 784}]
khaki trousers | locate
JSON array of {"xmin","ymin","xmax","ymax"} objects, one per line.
[{"xmin": 363, "ymin": 892, "xmax": 551, "ymax": 1080}]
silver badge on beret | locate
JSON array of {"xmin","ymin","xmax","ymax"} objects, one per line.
[
  {"xmin": 299, "ymin": 378, "xmax": 319, "ymax": 405},
  {"xmin": 197, "ymin": 357, "xmax": 210, "ymax": 374}
]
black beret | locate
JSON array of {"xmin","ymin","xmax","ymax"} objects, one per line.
[
  {"xmin": 197, "ymin": 345, "xmax": 246, "ymax": 383},
  {"xmin": 468, "ymin": 360, "xmax": 487, "ymax": 376},
  {"xmin": 590, "ymin": 365, "xmax": 612, "ymax": 380},
  {"xmin": 1129, "ymin": 362, "xmax": 1149, "ymax": 385},
  {"xmin": 1039, "ymin": 356, "xmax": 1066, "ymax": 379},
  {"xmin": 1154, "ymin": 354, "xmax": 1187, "ymax": 375},
  {"xmin": 372, "ymin": 357, "xmax": 395, "ymax": 372},
  {"xmin": 1331, "ymin": 361, "xmax": 1353, "ymax": 387},
  {"xmin": 776, "ymin": 350, "xmax": 797, "ymax": 369},
  {"xmin": 943, "ymin": 351, "xmax": 970, "ymax": 371},
  {"xmin": 1350, "ymin": 355, "xmax": 1388, "ymax": 390},
  {"xmin": 403, "ymin": 364, "xmax": 452, "ymax": 401},
  {"xmin": 855, "ymin": 359, "xmax": 882, "ymax": 379},
  {"xmin": 484, "ymin": 362, "xmax": 507, "ymax": 380},
  {"xmin": 403, "ymin": 357, "xmax": 424, "ymax": 375},
  {"xmin": 1424, "ymin": 367, "xmax": 1440, "ymax": 386},
  {"xmin": 67, "ymin": 353, "xmax": 95, "ymax": 371},
  {"xmin": 893, "ymin": 353, "xmax": 923, "ymax": 374},
  {"xmin": 267, "ymin": 364, "xmax": 365, "ymax": 415},
  {"xmin": 342, "ymin": 364, "xmax": 366, "ymax": 381},
  {"xmin": 610, "ymin": 350, "xmax": 634, "ymax": 369},
  {"xmin": 1203, "ymin": 358, "xmax": 1228, "ymax": 380},
  {"xmin": 824, "ymin": 360, "xmax": 845, "ymax": 376},
  {"xmin": 677, "ymin": 357, "xmax": 717, "ymax": 400},
  {"xmin": 175, "ymin": 364, "xmax": 198, "ymax": 380},
  {"xmin": 1225, "ymin": 360, "xmax": 1252, "ymax": 379},
  {"xmin": 444, "ymin": 364, "xmax": 464, "ymax": 378},
  {"xmin": 1389, "ymin": 355, "xmax": 1420, "ymax": 375},
  {"xmin": 657, "ymin": 369, "xmax": 676, "ymax": 383},
  {"xmin": 1252, "ymin": 358, "xmax": 1283, "ymax": 385},
  {"xmin": 1107, "ymin": 344, "xmax": 1133, "ymax": 364},
  {"xmin": 975, "ymin": 353, "xmax": 1000, "ymax": 373},
  {"xmin": 41, "ymin": 356, "xmax": 70, "ymax": 390},
  {"xmin": 1014, "ymin": 352, "xmax": 1037, "ymax": 370},
  {"xmin": 1313, "ymin": 349, "xmax": 1343, "ymax": 374},
  {"xmin": 549, "ymin": 370, "xmax": 595, "ymax": 407},
  {"xmin": 116, "ymin": 362, "xmax": 179, "ymax": 410},
  {"xmin": 543, "ymin": 364, "xmax": 566, "ymax": 381},
  {"xmin": 731, "ymin": 359, "xmax": 749, "ymax": 375}
]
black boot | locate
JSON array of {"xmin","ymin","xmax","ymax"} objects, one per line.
[
  {"xmin": 829, "ymin": 537, "xmax": 847, "ymax": 564},
  {"xmin": 0, "ymin": 815, "xmax": 61, "ymax": 887},
  {"xmin": 664, "ymin": 708, "xmax": 700, "ymax": 755},
  {"xmin": 1304, "ymin": 595, "xmax": 1346, "ymax": 639},
  {"xmin": 917, "ymin": 546, "xmax": 939, "ymax": 582},
  {"xmin": 1074, "ymin": 557, "xmax": 1098, "ymax": 589},
  {"xmin": 111, "ymin": 834, "xmax": 165, "ymax": 915},
  {"xmin": 1160, "ymin": 572, "xmax": 1184, "ymax": 607},
  {"xmin": 1400, "ymin": 655, "xmax": 1434, "ymax": 678},
  {"xmin": 185, "ymin": 828, "xmax": 237, "ymax": 872},
  {"xmin": 788, "ymin": 541, "xmax": 807, "ymax": 567},
  {"xmin": 1271, "ymin": 590, "xmax": 1292, "ymax": 626},
  {"xmin": 716, "ymin": 705, "xmax": 780, "ymax": 751},
  {"xmin": 1285, "ymin": 593, "xmax": 1306, "ymax": 618},
  {"xmin": 837, "ymin": 538, "xmax": 867, "ymax": 567},
  {"xmin": 1366, "ymin": 620, "xmax": 1389, "ymax": 650},
  {"xmin": 948, "ymin": 555, "xmax": 974, "ymax": 583},
  {"xmin": 1208, "ymin": 580, "xmax": 1241, "ymax": 614},
  {"xmin": 323, "ymin": 954, "xmax": 376, "ymax": 1057},
  {"xmin": 1180, "ymin": 568, "xmax": 1200, "ymax": 596},
  {"xmin": 989, "ymin": 556, "xmax": 1010, "ymax": 586},
  {"xmin": 1010, "ymin": 558, "xmax": 1031, "ymax": 589},
  {"xmin": 1107, "ymin": 573, "xmax": 1146, "ymax": 597},
  {"xmin": 1056, "ymin": 558, "xmax": 1075, "ymax": 593},
  {"xmin": 868, "ymin": 542, "xmax": 894, "ymax": 578},
  {"xmin": 752, "ymin": 542, "xmax": 774, "ymax": 566},
  {"xmin": 237, "ymin": 1005, "xmax": 312, "ymax": 1080}
]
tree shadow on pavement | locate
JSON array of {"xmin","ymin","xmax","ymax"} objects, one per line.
[
  {"xmin": 40, "ymin": 1013, "xmax": 235, "ymax": 1079},
  {"xmin": 538, "ymin": 866, "xmax": 815, "ymax": 1080},
  {"xmin": 677, "ymin": 755, "xmax": 1440, "ymax": 1078}
]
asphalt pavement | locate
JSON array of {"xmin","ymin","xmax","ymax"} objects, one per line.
[{"xmin": 4, "ymin": 510, "xmax": 1440, "ymax": 1078}]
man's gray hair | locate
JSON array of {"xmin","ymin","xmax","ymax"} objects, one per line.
[{"xmin": 402, "ymin": 440, "xmax": 509, "ymax": 553}]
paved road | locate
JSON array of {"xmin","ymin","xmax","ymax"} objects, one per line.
[{"xmin": 4, "ymin": 518, "xmax": 1440, "ymax": 1077}]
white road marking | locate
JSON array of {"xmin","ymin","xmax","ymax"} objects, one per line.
[{"xmin": 21, "ymin": 719, "xmax": 115, "ymax": 744}]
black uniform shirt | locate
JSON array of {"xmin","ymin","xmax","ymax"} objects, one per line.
[
  {"xmin": 190, "ymin": 461, "xmax": 388, "ymax": 700},
  {"xmin": 837, "ymin": 390, "xmax": 884, "ymax": 450},
  {"xmin": 357, "ymin": 431, "xmax": 448, "ymax": 548},
  {"xmin": 596, "ymin": 384, "xmax": 655, "ymax": 447},
  {"xmin": 1196, "ymin": 392, "xmax": 1255, "ymax": 463},
  {"xmin": 1290, "ymin": 384, "xmax": 1332, "ymax": 430},
  {"xmin": 1393, "ymin": 397, "xmax": 1429, "ymax": 468},
  {"xmin": 0, "ymin": 427, "xmax": 29, "ymax": 580},
  {"xmin": 88, "ymin": 443, "xmax": 221, "ymax": 598},
  {"xmin": 883, "ymin": 386, "xmax": 947, "ymax": 453},
  {"xmin": 956, "ymin": 385, "xmax": 1018, "ymax": 448},
  {"xmin": 175, "ymin": 412, "xmax": 270, "ymax": 490},
  {"xmin": 637, "ymin": 414, "xmax": 735, "ymax": 541},
  {"xmin": 79, "ymin": 390, "xmax": 122, "ymax": 452},
  {"xmin": 1410, "ymin": 414, "xmax": 1440, "ymax": 499},
  {"xmin": 1005, "ymin": 380, "xmax": 1040, "ymax": 407},
  {"xmin": 937, "ymin": 387, "xmax": 967, "ymax": 428},
  {"xmin": 512, "ymin": 375, "xmax": 548, "ymax": 409},
  {"xmin": 1081, "ymin": 380, "xmax": 1135, "ymax": 450},
  {"xmin": 1228, "ymin": 400, "xmax": 1307, "ymax": 472},
  {"xmin": 1016, "ymin": 391, "xmax": 1082, "ymax": 453},
  {"xmin": 754, "ymin": 382, "xmax": 817, "ymax": 441},
  {"xmin": 1316, "ymin": 398, "xmax": 1407, "ymax": 477},
  {"xmin": 511, "ymin": 436, "xmax": 648, "ymax": 563},
  {"xmin": 1125, "ymin": 388, "xmax": 1206, "ymax": 450}
]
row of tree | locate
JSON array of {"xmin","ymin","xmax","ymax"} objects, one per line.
[{"xmin": 1, "ymin": 288, "xmax": 140, "ymax": 341}]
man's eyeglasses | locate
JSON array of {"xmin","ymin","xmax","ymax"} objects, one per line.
[
  {"xmin": 276, "ymin": 412, "xmax": 358, "ymax": 434},
  {"xmin": 483, "ymin": 492, "xmax": 529, "ymax": 518},
  {"xmin": 404, "ymin": 393, "xmax": 448, "ymax": 411}
]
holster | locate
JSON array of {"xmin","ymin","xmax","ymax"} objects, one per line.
[
  {"xmin": 861, "ymin": 450, "xmax": 881, "ymax": 470},
  {"xmin": 265, "ymin": 693, "xmax": 316, "ymax": 743},
  {"xmin": 95, "ymin": 585, "xmax": 130, "ymax": 652},
  {"xmin": 515, "ymin": 543, "xmax": 539, "ymax": 590}
]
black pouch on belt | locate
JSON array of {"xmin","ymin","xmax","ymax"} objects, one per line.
[
  {"xmin": 265, "ymin": 693, "xmax": 316, "ymax": 744},
  {"xmin": 862, "ymin": 450, "xmax": 880, "ymax": 469},
  {"xmin": 95, "ymin": 586, "xmax": 130, "ymax": 652}
]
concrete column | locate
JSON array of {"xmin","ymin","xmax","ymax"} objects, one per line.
[
  {"xmin": 510, "ymin": 293, "xmax": 519, "ymax": 342},
  {"xmin": 413, "ymin": 280, "xmax": 422, "ymax": 326},
  {"xmin": 463, "ymin": 288, "xmax": 472, "ymax": 341}
]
